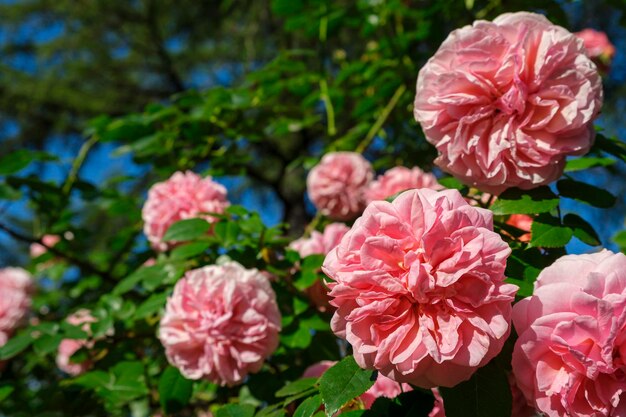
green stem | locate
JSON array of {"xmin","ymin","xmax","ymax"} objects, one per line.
[
  {"xmin": 62, "ymin": 135, "xmax": 99, "ymax": 195},
  {"xmin": 319, "ymin": 79, "xmax": 337, "ymax": 137},
  {"xmin": 303, "ymin": 212, "xmax": 323, "ymax": 237},
  {"xmin": 356, "ymin": 84, "xmax": 407, "ymax": 154}
]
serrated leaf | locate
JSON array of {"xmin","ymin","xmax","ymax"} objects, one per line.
[
  {"xmin": 530, "ymin": 215, "xmax": 573, "ymax": 248},
  {"xmin": 557, "ymin": 179, "xmax": 616, "ymax": 208},
  {"xmin": 490, "ymin": 187, "xmax": 559, "ymax": 215},
  {"xmin": 319, "ymin": 356, "xmax": 375, "ymax": 416},
  {"xmin": 294, "ymin": 394, "xmax": 322, "ymax": 417},
  {"xmin": 565, "ymin": 157, "xmax": 615, "ymax": 172},
  {"xmin": 440, "ymin": 360, "xmax": 511, "ymax": 417},
  {"xmin": 276, "ymin": 378, "xmax": 318, "ymax": 397},
  {"xmin": 159, "ymin": 366, "xmax": 193, "ymax": 414},
  {"xmin": 215, "ymin": 403, "xmax": 255, "ymax": 417},
  {"xmin": 563, "ymin": 213, "xmax": 601, "ymax": 246},
  {"xmin": 163, "ymin": 218, "xmax": 210, "ymax": 242}
]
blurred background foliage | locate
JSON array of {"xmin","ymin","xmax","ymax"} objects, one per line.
[{"xmin": 1, "ymin": 0, "xmax": 626, "ymax": 416}]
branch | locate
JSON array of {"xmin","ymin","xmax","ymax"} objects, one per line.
[{"xmin": 356, "ymin": 84, "xmax": 407, "ymax": 153}]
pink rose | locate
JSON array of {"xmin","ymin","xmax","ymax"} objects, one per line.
[
  {"xmin": 365, "ymin": 166, "xmax": 442, "ymax": 203},
  {"xmin": 509, "ymin": 373, "xmax": 537, "ymax": 417},
  {"xmin": 158, "ymin": 262, "xmax": 281, "ymax": 386},
  {"xmin": 29, "ymin": 234, "xmax": 61, "ymax": 258},
  {"xmin": 505, "ymin": 214, "xmax": 533, "ymax": 243},
  {"xmin": 289, "ymin": 223, "xmax": 350, "ymax": 311},
  {"xmin": 0, "ymin": 268, "xmax": 33, "ymax": 342},
  {"xmin": 56, "ymin": 309, "xmax": 96, "ymax": 376},
  {"xmin": 429, "ymin": 388, "xmax": 446, "ymax": 417},
  {"xmin": 575, "ymin": 29, "xmax": 616, "ymax": 72},
  {"xmin": 307, "ymin": 152, "xmax": 374, "ymax": 220},
  {"xmin": 323, "ymin": 189, "xmax": 517, "ymax": 387},
  {"xmin": 414, "ymin": 12, "xmax": 603, "ymax": 194},
  {"xmin": 142, "ymin": 171, "xmax": 229, "ymax": 251},
  {"xmin": 512, "ymin": 250, "xmax": 626, "ymax": 416}
]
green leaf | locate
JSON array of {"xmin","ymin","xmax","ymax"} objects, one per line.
[
  {"xmin": 214, "ymin": 221, "xmax": 241, "ymax": 247},
  {"xmin": 281, "ymin": 324, "xmax": 312, "ymax": 349},
  {"xmin": 159, "ymin": 366, "xmax": 193, "ymax": 414},
  {"xmin": 613, "ymin": 230, "xmax": 626, "ymax": 250},
  {"xmin": 33, "ymin": 334, "xmax": 63, "ymax": 356},
  {"xmin": 440, "ymin": 360, "xmax": 511, "ymax": 417},
  {"xmin": 437, "ymin": 177, "xmax": 467, "ymax": 191},
  {"xmin": 134, "ymin": 292, "xmax": 168, "ymax": 319},
  {"xmin": 490, "ymin": 187, "xmax": 559, "ymax": 215},
  {"xmin": 293, "ymin": 394, "xmax": 322, "ymax": 417},
  {"xmin": 0, "ymin": 332, "xmax": 34, "ymax": 360},
  {"xmin": 594, "ymin": 134, "xmax": 626, "ymax": 161},
  {"xmin": 170, "ymin": 241, "xmax": 210, "ymax": 260},
  {"xmin": 0, "ymin": 385, "xmax": 14, "ymax": 402},
  {"xmin": 276, "ymin": 378, "xmax": 318, "ymax": 397},
  {"xmin": 70, "ymin": 370, "xmax": 111, "ymax": 389},
  {"xmin": 163, "ymin": 218, "xmax": 210, "ymax": 242},
  {"xmin": 505, "ymin": 278, "xmax": 533, "ymax": 298},
  {"xmin": 530, "ymin": 214, "xmax": 573, "ymax": 248},
  {"xmin": 563, "ymin": 213, "xmax": 601, "ymax": 246},
  {"xmin": 319, "ymin": 356, "xmax": 375, "ymax": 416},
  {"xmin": 0, "ymin": 150, "xmax": 55, "ymax": 175},
  {"xmin": 0, "ymin": 182, "xmax": 21, "ymax": 200},
  {"xmin": 557, "ymin": 179, "xmax": 616, "ymax": 208},
  {"xmin": 215, "ymin": 403, "xmax": 256, "ymax": 417},
  {"xmin": 565, "ymin": 157, "xmax": 615, "ymax": 172}
]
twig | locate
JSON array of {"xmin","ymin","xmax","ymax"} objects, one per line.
[
  {"xmin": 356, "ymin": 84, "xmax": 407, "ymax": 153},
  {"xmin": 62, "ymin": 134, "xmax": 99, "ymax": 196}
]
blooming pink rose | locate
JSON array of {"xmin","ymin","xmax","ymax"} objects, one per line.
[
  {"xmin": 506, "ymin": 214, "xmax": 533, "ymax": 243},
  {"xmin": 30, "ymin": 234, "xmax": 61, "ymax": 258},
  {"xmin": 509, "ymin": 373, "xmax": 538, "ymax": 417},
  {"xmin": 323, "ymin": 189, "xmax": 517, "ymax": 387},
  {"xmin": 414, "ymin": 12, "xmax": 603, "ymax": 194},
  {"xmin": 0, "ymin": 268, "xmax": 33, "ymax": 342},
  {"xmin": 56, "ymin": 309, "xmax": 96, "ymax": 376},
  {"xmin": 365, "ymin": 166, "xmax": 442, "ymax": 203},
  {"xmin": 307, "ymin": 152, "xmax": 374, "ymax": 220},
  {"xmin": 575, "ymin": 29, "xmax": 616, "ymax": 72},
  {"xmin": 142, "ymin": 171, "xmax": 229, "ymax": 251},
  {"xmin": 512, "ymin": 250, "xmax": 626, "ymax": 416},
  {"xmin": 159, "ymin": 262, "xmax": 281, "ymax": 386}
]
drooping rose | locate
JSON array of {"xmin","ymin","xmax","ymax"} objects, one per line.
[
  {"xmin": 506, "ymin": 214, "xmax": 533, "ymax": 243},
  {"xmin": 158, "ymin": 262, "xmax": 281, "ymax": 386},
  {"xmin": 324, "ymin": 189, "xmax": 517, "ymax": 388},
  {"xmin": 142, "ymin": 171, "xmax": 229, "ymax": 251},
  {"xmin": 29, "ymin": 234, "xmax": 61, "ymax": 259},
  {"xmin": 0, "ymin": 267, "xmax": 33, "ymax": 343},
  {"xmin": 575, "ymin": 28, "xmax": 616, "ymax": 73},
  {"xmin": 414, "ymin": 12, "xmax": 603, "ymax": 194},
  {"xmin": 512, "ymin": 250, "xmax": 626, "ymax": 416},
  {"xmin": 307, "ymin": 152, "xmax": 374, "ymax": 220},
  {"xmin": 365, "ymin": 166, "xmax": 442, "ymax": 203},
  {"xmin": 56, "ymin": 309, "xmax": 97, "ymax": 376}
]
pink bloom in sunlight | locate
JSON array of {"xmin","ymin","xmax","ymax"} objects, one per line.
[
  {"xmin": 56, "ymin": 310, "xmax": 97, "ymax": 376},
  {"xmin": 142, "ymin": 171, "xmax": 229, "ymax": 251},
  {"xmin": 0, "ymin": 267, "xmax": 33, "ymax": 344},
  {"xmin": 159, "ymin": 262, "xmax": 281, "ymax": 386},
  {"xmin": 414, "ymin": 12, "xmax": 603, "ymax": 194},
  {"xmin": 506, "ymin": 214, "xmax": 533, "ymax": 242},
  {"xmin": 575, "ymin": 29, "xmax": 616, "ymax": 73},
  {"xmin": 30, "ymin": 234, "xmax": 61, "ymax": 258},
  {"xmin": 365, "ymin": 166, "xmax": 442, "ymax": 203},
  {"xmin": 324, "ymin": 189, "xmax": 517, "ymax": 388},
  {"xmin": 512, "ymin": 250, "xmax": 626, "ymax": 417},
  {"xmin": 307, "ymin": 152, "xmax": 374, "ymax": 220}
]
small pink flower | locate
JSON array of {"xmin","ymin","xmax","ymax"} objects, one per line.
[
  {"xmin": 0, "ymin": 268, "xmax": 33, "ymax": 340},
  {"xmin": 307, "ymin": 152, "xmax": 374, "ymax": 220},
  {"xmin": 365, "ymin": 166, "xmax": 442, "ymax": 203},
  {"xmin": 575, "ymin": 29, "xmax": 616, "ymax": 72},
  {"xmin": 142, "ymin": 171, "xmax": 229, "ymax": 251},
  {"xmin": 324, "ymin": 189, "xmax": 517, "ymax": 388},
  {"xmin": 56, "ymin": 309, "xmax": 96, "ymax": 376},
  {"xmin": 159, "ymin": 262, "xmax": 281, "ymax": 386},
  {"xmin": 30, "ymin": 235, "xmax": 61, "ymax": 258},
  {"xmin": 512, "ymin": 250, "xmax": 626, "ymax": 416},
  {"xmin": 505, "ymin": 214, "xmax": 533, "ymax": 243},
  {"xmin": 414, "ymin": 12, "xmax": 603, "ymax": 194}
]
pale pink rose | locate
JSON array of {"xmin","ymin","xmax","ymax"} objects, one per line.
[
  {"xmin": 303, "ymin": 360, "xmax": 412, "ymax": 409},
  {"xmin": 323, "ymin": 189, "xmax": 517, "ymax": 388},
  {"xmin": 29, "ymin": 235, "xmax": 61, "ymax": 258},
  {"xmin": 142, "ymin": 171, "xmax": 229, "ymax": 251},
  {"xmin": 0, "ymin": 268, "xmax": 33, "ymax": 338},
  {"xmin": 414, "ymin": 12, "xmax": 603, "ymax": 194},
  {"xmin": 506, "ymin": 214, "xmax": 533, "ymax": 243},
  {"xmin": 56, "ymin": 309, "xmax": 96, "ymax": 376},
  {"xmin": 365, "ymin": 166, "xmax": 442, "ymax": 203},
  {"xmin": 159, "ymin": 262, "xmax": 281, "ymax": 386},
  {"xmin": 429, "ymin": 388, "xmax": 446, "ymax": 417},
  {"xmin": 307, "ymin": 152, "xmax": 374, "ymax": 220},
  {"xmin": 575, "ymin": 29, "xmax": 616, "ymax": 72},
  {"xmin": 512, "ymin": 250, "xmax": 626, "ymax": 416},
  {"xmin": 289, "ymin": 223, "xmax": 349, "ymax": 311}
]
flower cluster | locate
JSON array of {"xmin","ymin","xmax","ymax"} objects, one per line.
[{"xmin": 56, "ymin": 310, "xmax": 97, "ymax": 376}]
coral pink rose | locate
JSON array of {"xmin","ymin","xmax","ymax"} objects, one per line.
[
  {"xmin": 159, "ymin": 262, "xmax": 281, "ymax": 386},
  {"xmin": 365, "ymin": 166, "xmax": 442, "ymax": 203},
  {"xmin": 142, "ymin": 171, "xmax": 229, "ymax": 251},
  {"xmin": 414, "ymin": 12, "xmax": 603, "ymax": 194},
  {"xmin": 30, "ymin": 234, "xmax": 61, "ymax": 258},
  {"xmin": 56, "ymin": 309, "xmax": 97, "ymax": 376},
  {"xmin": 512, "ymin": 250, "xmax": 626, "ymax": 416},
  {"xmin": 0, "ymin": 267, "xmax": 33, "ymax": 342},
  {"xmin": 323, "ymin": 189, "xmax": 517, "ymax": 388},
  {"xmin": 307, "ymin": 152, "xmax": 374, "ymax": 220},
  {"xmin": 575, "ymin": 29, "xmax": 616, "ymax": 73},
  {"xmin": 506, "ymin": 214, "xmax": 533, "ymax": 243}
]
